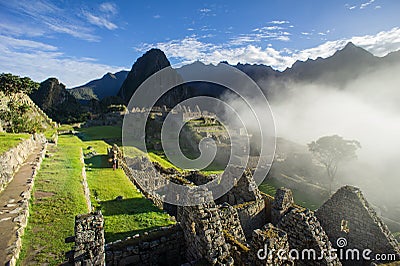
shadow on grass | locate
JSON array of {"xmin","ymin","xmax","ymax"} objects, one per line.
[
  {"xmin": 105, "ymin": 226, "xmax": 163, "ymax": 243},
  {"xmin": 100, "ymin": 197, "xmax": 163, "ymax": 216},
  {"xmin": 84, "ymin": 155, "xmax": 110, "ymax": 168}
]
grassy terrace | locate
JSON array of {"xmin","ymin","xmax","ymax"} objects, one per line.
[
  {"xmin": 19, "ymin": 126, "xmax": 174, "ymax": 264},
  {"xmin": 19, "ymin": 135, "xmax": 88, "ymax": 265},
  {"xmin": 82, "ymin": 139, "xmax": 174, "ymax": 243},
  {"xmin": 259, "ymin": 178, "xmax": 325, "ymax": 210},
  {"xmin": 0, "ymin": 132, "xmax": 30, "ymax": 154}
]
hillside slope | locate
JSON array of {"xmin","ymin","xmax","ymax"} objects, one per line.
[{"xmin": 69, "ymin": 71, "xmax": 128, "ymax": 101}]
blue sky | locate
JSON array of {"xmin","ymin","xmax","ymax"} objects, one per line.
[{"xmin": 0, "ymin": 0, "xmax": 399, "ymax": 87}]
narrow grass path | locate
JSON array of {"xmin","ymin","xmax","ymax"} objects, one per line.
[
  {"xmin": 18, "ymin": 135, "xmax": 88, "ymax": 265},
  {"xmin": 82, "ymin": 140, "xmax": 174, "ymax": 243}
]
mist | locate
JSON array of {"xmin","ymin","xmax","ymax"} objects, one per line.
[
  {"xmin": 263, "ymin": 62, "xmax": 400, "ymax": 219},
  {"xmin": 218, "ymin": 61, "xmax": 400, "ymax": 228}
]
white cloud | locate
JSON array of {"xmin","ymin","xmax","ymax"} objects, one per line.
[
  {"xmin": 269, "ymin": 20, "xmax": 289, "ymax": 24},
  {"xmin": 137, "ymin": 27, "xmax": 400, "ymax": 71},
  {"xmin": 345, "ymin": 4, "xmax": 358, "ymax": 10},
  {"xmin": 99, "ymin": 2, "xmax": 117, "ymax": 15},
  {"xmin": 1, "ymin": 0, "xmax": 99, "ymax": 41},
  {"xmin": 200, "ymin": 8, "xmax": 211, "ymax": 13},
  {"xmin": 231, "ymin": 25, "xmax": 292, "ymax": 45},
  {"xmin": 153, "ymin": 14, "xmax": 161, "ymax": 19},
  {"xmin": 0, "ymin": 36, "xmax": 125, "ymax": 87},
  {"xmin": 360, "ymin": 0, "xmax": 375, "ymax": 9},
  {"xmin": 83, "ymin": 11, "xmax": 118, "ymax": 30},
  {"xmin": 276, "ymin": 36, "xmax": 290, "ymax": 42},
  {"xmin": 0, "ymin": 35, "xmax": 57, "ymax": 51}
]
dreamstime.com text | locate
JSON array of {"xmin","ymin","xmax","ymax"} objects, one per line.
[{"xmin": 257, "ymin": 238, "xmax": 398, "ymax": 262}]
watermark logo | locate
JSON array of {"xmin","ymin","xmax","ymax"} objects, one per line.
[
  {"xmin": 257, "ymin": 237, "xmax": 398, "ymax": 262},
  {"xmin": 122, "ymin": 64, "xmax": 276, "ymax": 206},
  {"xmin": 336, "ymin": 237, "xmax": 347, "ymax": 248}
]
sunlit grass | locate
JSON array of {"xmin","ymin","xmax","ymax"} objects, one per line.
[
  {"xmin": 0, "ymin": 132, "xmax": 30, "ymax": 154},
  {"xmin": 78, "ymin": 125, "xmax": 122, "ymax": 140},
  {"xmin": 82, "ymin": 140, "xmax": 174, "ymax": 243},
  {"xmin": 19, "ymin": 135, "xmax": 88, "ymax": 265}
]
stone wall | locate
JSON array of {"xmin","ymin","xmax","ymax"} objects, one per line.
[
  {"xmin": 105, "ymin": 224, "xmax": 186, "ymax": 265},
  {"xmin": 315, "ymin": 186, "xmax": 400, "ymax": 264},
  {"xmin": 6, "ymin": 141, "xmax": 47, "ymax": 266},
  {"xmin": 120, "ymin": 156, "xmax": 165, "ymax": 209},
  {"xmin": 217, "ymin": 168, "xmax": 261, "ymax": 206},
  {"xmin": 271, "ymin": 187, "xmax": 294, "ymax": 225},
  {"xmin": 66, "ymin": 211, "xmax": 105, "ymax": 266},
  {"xmin": 260, "ymin": 192, "xmax": 274, "ymax": 222},
  {"xmin": 223, "ymin": 231, "xmax": 250, "ymax": 266},
  {"xmin": 177, "ymin": 187, "xmax": 234, "ymax": 265},
  {"xmin": 0, "ymin": 133, "xmax": 46, "ymax": 194},
  {"xmin": 218, "ymin": 203, "xmax": 246, "ymax": 242},
  {"xmin": 235, "ymin": 199, "xmax": 267, "ymax": 240},
  {"xmin": 248, "ymin": 223, "xmax": 293, "ymax": 266},
  {"xmin": 277, "ymin": 207, "xmax": 341, "ymax": 265},
  {"xmin": 80, "ymin": 148, "xmax": 92, "ymax": 212}
]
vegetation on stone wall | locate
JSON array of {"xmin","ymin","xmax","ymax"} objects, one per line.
[
  {"xmin": 0, "ymin": 132, "xmax": 30, "ymax": 154},
  {"xmin": 0, "ymin": 73, "xmax": 43, "ymax": 133}
]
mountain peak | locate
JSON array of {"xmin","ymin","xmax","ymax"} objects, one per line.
[
  {"xmin": 344, "ymin": 41, "xmax": 357, "ymax": 49},
  {"xmin": 336, "ymin": 42, "xmax": 373, "ymax": 57},
  {"xmin": 117, "ymin": 49, "xmax": 171, "ymax": 103}
]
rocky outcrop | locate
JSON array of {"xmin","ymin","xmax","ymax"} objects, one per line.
[
  {"xmin": 118, "ymin": 49, "xmax": 191, "ymax": 107},
  {"xmin": 118, "ymin": 49, "xmax": 171, "ymax": 103},
  {"xmin": 30, "ymin": 78, "xmax": 85, "ymax": 123}
]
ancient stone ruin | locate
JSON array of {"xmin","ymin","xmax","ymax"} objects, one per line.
[{"xmin": 66, "ymin": 153, "xmax": 400, "ymax": 266}]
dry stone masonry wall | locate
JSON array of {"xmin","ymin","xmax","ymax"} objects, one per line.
[
  {"xmin": 277, "ymin": 207, "xmax": 341, "ymax": 265},
  {"xmin": 316, "ymin": 185, "xmax": 400, "ymax": 264},
  {"xmin": 105, "ymin": 224, "xmax": 186, "ymax": 265},
  {"xmin": 177, "ymin": 187, "xmax": 234, "ymax": 265},
  {"xmin": 0, "ymin": 134, "xmax": 46, "ymax": 193},
  {"xmin": 5, "ymin": 139, "xmax": 47, "ymax": 266},
  {"xmin": 248, "ymin": 223, "xmax": 293, "ymax": 266},
  {"xmin": 66, "ymin": 145, "xmax": 400, "ymax": 265},
  {"xmin": 66, "ymin": 211, "xmax": 105, "ymax": 266}
]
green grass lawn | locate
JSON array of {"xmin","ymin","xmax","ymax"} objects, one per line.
[
  {"xmin": 78, "ymin": 125, "xmax": 122, "ymax": 141},
  {"xmin": 19, "ymin": 135, "xmax": 88, "ymax": 265},
  {"xmin": 259, "ymin": 178, "xmax": 325, "ymax": 210},
  {"xmin": 82, "ymin": 140, "xmax": 174, "ymax": 243},
  {"xmin": 148, "ymin": 151, "xmax": 183, "ymax": 172},
  {"xmin": 0, "ymin": 132, "xmax": 30, "ymax": 154}
]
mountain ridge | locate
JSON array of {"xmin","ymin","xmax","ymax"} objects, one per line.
[{"xmin": 69, "ymin": 70, "xmax": 128, "ymax": 101}]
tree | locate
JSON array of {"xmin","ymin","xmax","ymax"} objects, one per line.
[
  {"xmin": 308, "ymin": 135, "xmax": 361, "ymax": 194},
  {"xmin": 0, "ymin": 73, "xmax": 39, "ymax": 133}
]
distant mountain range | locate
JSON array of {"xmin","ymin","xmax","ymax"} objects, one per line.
[
  {"xmin": 52, "ymin": 43, "xmax": 399, "ymax": 114},
  {"xmin": 68, "ymin": 71, "xmax": 128, "ymax": 101}
]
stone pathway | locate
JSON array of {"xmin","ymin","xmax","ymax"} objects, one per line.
[{"xmin": 0, "ymin": 145, "xmax": 44, "ymax": 264}]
